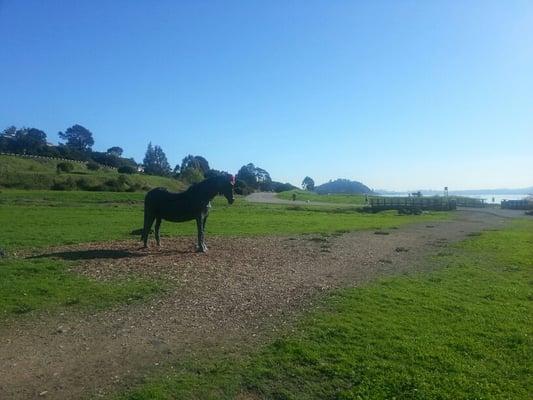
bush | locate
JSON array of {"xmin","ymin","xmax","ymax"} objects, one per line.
[
  {"xmin": 51, "ymin": 177, "xmax": 76, "ymax": 191},
  {"xmin": 86, "ymin": 161, "xmax": 100, "ymax": 171},
  {"xmin": 56, "ymin": 162, "xmax": 75, "ymax": 173},
  {"xmin": 75, "ymin": 177, "xmax": 97, "ymax": 190},
  {"xmin": 117, "ymin": 165, "xmax": 136, "ymax": 174}
]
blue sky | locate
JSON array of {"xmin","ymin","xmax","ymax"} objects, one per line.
[{"xmin": 1, "ymin": 1, "xmax": 531, "ymax": 190}]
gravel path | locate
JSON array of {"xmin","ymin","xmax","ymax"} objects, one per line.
[
  {"xmin": 246, "ymin": 192, "xmax": 357, "ymax": 207},
  {"xmin": 0, "ymin": 210, "xmax": 522, "ymax": 399}
]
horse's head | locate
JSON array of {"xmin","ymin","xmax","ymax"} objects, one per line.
[{"xmin": 218, "ymin": 174, "xmax": 235, "ymax": 204}]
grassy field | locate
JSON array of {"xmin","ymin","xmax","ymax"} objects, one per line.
[
  {"xmin": 0, "ymin": 189, "xmax": 448, "ymax": 318},
  {"xmin": 277, "ymin": 189, "xmax": 368, "ymax": 205},
  {"xmin": 0, "ymin": 189, "xmax": 448, "ymax": 251},
  {"xmin": 115, "ymin": 218, "xmax": 533, "ymax": 400},
  {"xmin": 0, "ymin": 154, "xmax": 185, "ymax": 191},
  {"xmin": 0, "ymin": 258, "xmax": 161, "ymax": 316}
]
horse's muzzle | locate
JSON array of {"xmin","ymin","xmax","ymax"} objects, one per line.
[{"xmin": 228, "ymin": 198, "xmax": 235, "ymax": 204}]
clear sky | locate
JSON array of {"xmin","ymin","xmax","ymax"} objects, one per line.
[{"xmin": 1, "ymin": 1, "xmax": 531, "ymax": 190}]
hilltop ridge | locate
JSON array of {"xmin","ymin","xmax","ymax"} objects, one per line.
[{"xmin": 315, "ymin": 178, "xmax": 373, "ymax": 195}]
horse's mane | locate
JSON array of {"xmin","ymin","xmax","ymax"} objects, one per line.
[{"xmin": 184, "ymin": 176, "xmax": 225, "ymax": 194}]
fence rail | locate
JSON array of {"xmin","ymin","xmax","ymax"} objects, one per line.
[
  {"xmin": 452, "ymin": 197, "xmax": 486, "ymax": 208},
  {"xmin": 0, "ymin": 152, "xmax": 118, "ymax": 170},
  {"xmin": 370, "ymin": 196, "xmax": 457, "ymax": 212},
  {"xmin": 501, "ymin": 199, "xmax": 533, "ymax": 210}
]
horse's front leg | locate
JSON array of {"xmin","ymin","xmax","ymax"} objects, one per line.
[
  {"xmin": 196, "ymin": 216, "xmax": 208, "ymax": 253},
  {"xmin": 154, "ymin": 217, "xmax": 162, "ymax": 247}
]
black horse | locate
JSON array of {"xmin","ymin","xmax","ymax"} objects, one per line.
[{"xmin": 142, "ymin": 175, "xmax": 235, "ymax": 252}]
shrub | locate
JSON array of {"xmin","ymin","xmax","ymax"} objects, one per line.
[
  {"xmin": 117, "ymin": 174, "xmax": 131, "ymax": 186},
  {"xmin": 117, "ymin": 165, "xmax": 136, "ymax": 174},
  {"xmin": 86, "ymin": 161, "xmax": 100, "ymax": 171},
  {"xmin": 51, "ymin": 177, "xmax": 76, "ymax": 191},
  {"xmin": 101, "ymin": 175, "xmax": 131, "ymax": 192},
  {"xmin": 75, "ymin": 177, "xmax": 97, "ymax": 190},
  {"xmin": 56, "ymin": 162, "xmax": 74, "ymax": 173}
]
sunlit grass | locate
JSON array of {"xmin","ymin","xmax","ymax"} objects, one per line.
[
  {"xmin": 0, "ymin": 190, "xmax": 448, "ymax": 251},
  {"xmin": 115, "ymin": 219, "xmax": 533, "ymax": 400},
  {"xmin": 0, "ymin": 189, "xmax": 449, "ymax": 318}
]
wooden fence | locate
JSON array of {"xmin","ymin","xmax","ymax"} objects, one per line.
[
  {"xmin": 0, "ymin": 152, "xmax": 117, "ymax": 170},
  {"xmin": 370, "ymin": 196, "xmax": 457, "ymax": 212},
  {"xmin": 452, "ymin": 196, "xmax": 486, "ymax": 208},
  {"xmin": 501, "ymin": 199, "xmax": 533, "ymax": 210}
]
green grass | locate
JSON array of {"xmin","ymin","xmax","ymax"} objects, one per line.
[
  {"xmin": 0, "ymin": 189, "xmax": 448, "ymax": 319},
  {"xmin": 0, "ymin": 189, "xmax": 168, "ymax": 318},
  {"xmin": 0, "ymin": 257, "xmax": 161, "ymax": 317},
  {"xmin": 114, "ymin": 219, "xmax": 533, "ymax": 400},
  {"xmin": 0, "ymin": 189, "xmax": 448, "ymax": 251},
  {"xmin": 0, "ymin": 190, "xmax": 448, "ymax": 316},
  {"xmin": 0, "ymin": 154, "xmax": 185, "ymax": 191},
  {"xmin": 277, "ymin": 189, "xmax": 368, "ymax": 205}
]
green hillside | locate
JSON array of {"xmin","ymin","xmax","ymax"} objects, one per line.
[{"xmin": 0, "ymin": 155, "xmax": 185, "ymax": 192}]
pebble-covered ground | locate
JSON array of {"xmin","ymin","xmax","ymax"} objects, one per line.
[{"xmin": 0, "ymin": 209, "xmax": 518, "ymax": 399}]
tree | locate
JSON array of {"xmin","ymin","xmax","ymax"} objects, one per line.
[
  {"xmin": 179, "ymin": 154, "xmax": 211, "ymax": 182},
  {"xmin": 15, "ymin": 128, "xmax": 47, "ymax": 154},
  {"xmin": 180, "ymin": 155, "xmax": 210, "ymax": 175},
  {"xmin": 107, "ymin": 146, "xmax": 123, "ymax": 156},
  {"xmin": 255, "ymin": 167, "xmax": 272, "ymax": 191},
  {"xmin": 236, "ymin": 163, "xmax": 272, "ymax": 191},
  {"xmin": 58, "ymin": 124, "xmax": 94, "ymax": 151},
  {"xmin": 302, "ymin": 176, "xmax": 315, "ymax": 191},
  {"xmin": 1, "ymin": 126, "xmax": 17, "ymax": 138},
  {"xmin": 204, "ymin": 169, "xmax": 231, "ymax": 179},
  {"xmin": 172, "ymin": 163, "xmax": 181, "ymax": 177},
  {"xmin": 180, "ymin": 167, "xmax": 204, "ymax": 184},
  {"xmin": 24, "ymin": 128, "xmax": 47, "ymax": 147},
  {"xmin": 193, "ymin": 156, "xmax": 210, "ymax": 174},
  {"xmin": 1, "ymin": 126, "xmax": 48, "ymax": 154},
  {"xmin": 143, "ymin": 142, "xmax": 171, "ymax": 176},
  {"xmin": 236, "ymin": 163, "xmax": 258, "ymax": 188}
]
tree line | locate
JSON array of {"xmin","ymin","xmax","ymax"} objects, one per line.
[
  {"xmin": 1, "ymin": 124, "xmax": 297, "ymax": 193},
  {"xmin": 0, "ymin": 124, "xmax": 138, "ymax": 173}
]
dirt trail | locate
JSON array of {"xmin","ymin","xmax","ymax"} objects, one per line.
[
  {"xmin": 245, "ymin": 191, "xmax": 356, "ymax": 207},
  {"xmin": 0, "ymin": 210, "xmax": 519, "ymax": 399}
]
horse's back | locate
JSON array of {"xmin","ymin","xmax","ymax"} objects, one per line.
[
  {"xmin": 144, "ymin": 187, "xmax": 197, "ymax": 221},
  {"xmin": 145, "ymin": 187, "xmax": 170, "ymax": 201}
]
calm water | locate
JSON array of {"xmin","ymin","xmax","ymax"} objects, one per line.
[
  {"xmin": 382, "ymin": 193, "xmax": 529, "ymax": 204},
  {"xmin": 460, "ymin": 194, "xmax": 529, "ymax": 204}
]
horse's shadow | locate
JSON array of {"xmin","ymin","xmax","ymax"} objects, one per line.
[{"xmin": 28, "ymin": 249, "xmax": 143, "ymax": 261}]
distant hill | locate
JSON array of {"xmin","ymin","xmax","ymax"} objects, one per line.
[
  {"xmin": 315, "ymin": 179, "xmax": 373, "ymax": 195},
  {"xmin": 0, "ymin": 154, "xmax": 185, "ymax": 192}
]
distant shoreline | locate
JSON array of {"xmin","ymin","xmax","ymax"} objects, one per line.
[{"xmin": 378, "ymin": 193, "xmax": 529, "ymax": 204}]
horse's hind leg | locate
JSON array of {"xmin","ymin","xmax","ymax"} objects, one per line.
[
  {"xmin": 142, "ymin": 212, "xmax": 156, "ymax": 248},
  {"xmin": 196, "ymin": 216, "xmax": 207, "ymax": 253},
  {"xmin": 154, "ymin": 217, "xmax": 162, "ymax": 247}
]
